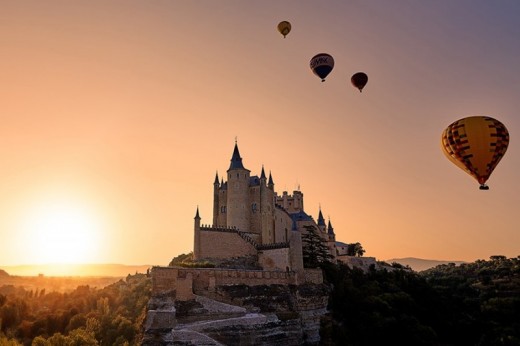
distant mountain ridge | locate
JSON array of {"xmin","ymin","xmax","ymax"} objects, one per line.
[
  {"xmin": 385, "ymin": 257, "xmax": 466, "ymax": 272},
  {"xmin": 0, "ymin": 263, "xmax": 153, "ymax": 277},
  {"xmin": 1, "ymin": 260, "xmax": 465, "ymax": 276}
]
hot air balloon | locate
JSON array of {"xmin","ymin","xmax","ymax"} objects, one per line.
[
  {"xmin": 277, "ymin": 21, "xmax": 291, "ymax": 38},
  {"xmin": 351, "ymin": 72, "xmax": 368, "ymax": 92},
  {"xmin": 441, "ymin": 116, "xmax": 509, "ymax": 190},
  {"xmin": 310, "ymin": 53, "xmax": 334, "ymax": 82}
]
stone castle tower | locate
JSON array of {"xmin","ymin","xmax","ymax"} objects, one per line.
[{"xmin": 212, "ymin": 142, "xmax": 277, "ymax": 245}]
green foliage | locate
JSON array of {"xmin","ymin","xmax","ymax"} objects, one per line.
[
  {"xmin": 301, "ymin": 225, "xmax": 333, "ymax": 268},
  {"xmin": 0, "ymin": 336, "xmax": 22, "ymax": 346},
  {"xmin": 168, "ymin": 252, "xmax": 215, "ymax": 268},
  {"xmin": 177, "ymin": 262, "xmax": 215, "ymax": 268},
  {"xmin": 322, "ymin": 256, "xmax": 520, "ymax": 345},
  {"xmin": 346, "ymin": 242, "xmax": 365, "ymax": 257},
  {"xmin": 168, "ymin": 252, "xmax": 193, "ymax": 266},
  {"xmin": 0, "ymin": 274, "xmax": 151, "ymax": 345}
]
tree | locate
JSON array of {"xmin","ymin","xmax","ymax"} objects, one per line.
[
  {"xmin": 168, "ymin": 252, "xmax": 193, "ymax": 266},
  {"xmin": 301, "ymin": 225, "xmax": 333, "ymax": 268},
  {"xmin": 0, "ymin": 336, "xmax": 22, "ymax": 346},
  {"xmin": 346, "ymin": 242, "xmax": 365, "ymax": 257}
]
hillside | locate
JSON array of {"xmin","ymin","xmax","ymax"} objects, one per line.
[
  {"xmin": 386, "ymin": 257, "xmax": 466, "ymax": 271},
  {"xmin": 320, "ymin": 256, "xmax": 520, "ymax": 345}
]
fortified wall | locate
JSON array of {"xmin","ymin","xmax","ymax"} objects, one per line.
[
  {"xmin": 196, "ymin": 224, "xmax": 297, "ymax": 272},
  {"xmin": 152, "ymin": 266, "xmax": 323, "ymax": 300},
  {"xmin": 196, "ymin": 225, "xmax": 257, "ymax": 260},
  {"xmin": 145, "ymin": 266, "xmax": 328, "ymax": 345}
]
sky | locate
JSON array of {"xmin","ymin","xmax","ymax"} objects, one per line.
[{"xmin": 1, "ymin": 0, "xmax": 520, "ymax": 268}]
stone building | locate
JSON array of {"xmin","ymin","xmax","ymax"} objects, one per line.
[
  {"xmin": 193, "ymin": 141, "xmax": 342, "ymax": 271},
  {"xmin": 145, "ymin": 142, "xmax": 346, "ymax": 345}
]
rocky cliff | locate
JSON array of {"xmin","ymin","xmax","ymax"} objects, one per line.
[{"xmin": 143, "ymin": 268, "xmax": 330, "ymax": 345}]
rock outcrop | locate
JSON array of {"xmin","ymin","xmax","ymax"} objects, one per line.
[{"xmin": 143, "ymin": 267, "xmax": 329, "ymax": 345}]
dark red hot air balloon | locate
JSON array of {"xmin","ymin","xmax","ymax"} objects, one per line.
[{"xmin": 351, "ymin": 72, "xmax": 368, "ymax": 92}]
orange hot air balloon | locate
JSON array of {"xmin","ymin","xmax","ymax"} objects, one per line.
[
  {"xmin": 277, "ymin": 21, "xmax": 291, "ymax": 38},
  {"xmin": 441, "ymin": 116, "xmax": 509, "ymax": 190},
  {"xmin": 351, "ymin": 72, "xmax": 368, "ymax": 92}
]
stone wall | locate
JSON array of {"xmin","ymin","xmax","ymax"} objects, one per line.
[
  {"xmin": 298, "ymin": 268, "xmax": 323, "ymax": 285},
  {"xmin": 337, "ymin": 255, "xmax": 378, "ymax": 271},
  {"xmin": 152, "ymin": 266, "xmax": 178, "ymax": 295},
  {"xmin": 148, "ymin": 266, "xmax": 329, "ymax": 345},
  {"xmin": 198, "ymin": 229, "xmax": 256, "ymax": 259},
  {"xmin": 152, "ymin": 267, "xmax": 324, "ymax": 299},
  {"xmin": 258, "ymin": 247, "xmax": 290, "ymax": 271}
]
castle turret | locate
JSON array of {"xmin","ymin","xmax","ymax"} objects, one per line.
[
  {"xmin": 268, "ymin": 171, "xmax": 274, "ymax": 190},
  {"xmin": 259, "ymin": 165, "xmax": 275, "ymax": 244},
  {"xmin": 327, "ymin": 218, "xmax": 337, "ymax": 263},
  {"xmin": 193, "ymin": 207, "xmax": 201, "ymax": 260},
  {"xmin": 289, "ymin": 220, "xmax": 304, "ymax": 272},
  {"xmin": 317, "ymin": 207, "xmax": 326, "ymax": 233},
  {"xmin": 213, "ymin": 171, "xmax": 219, "ymax": 226},
  {"xmin": 327, "ymin": 219, "xmax": 335, "ymax": 240},
  {"xmin": 226, "ymin": 142, "xmax": 251, "ymax": 232},
  {"xmin": 260, "ymin": 165, "xmax": 267, "ymax": 182}
]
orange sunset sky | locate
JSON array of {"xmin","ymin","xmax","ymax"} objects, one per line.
[{"xmin": 1, "ymin": 1, "xmax": 519, "ymax": 268}]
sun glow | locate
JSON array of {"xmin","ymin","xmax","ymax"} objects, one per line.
[{"xmin": 20, "ymin": 201, "xmax": 103, "ymax": 265}]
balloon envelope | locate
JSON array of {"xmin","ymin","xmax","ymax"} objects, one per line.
[
  {"xmin": 351, "ymin": 72, "xmax": 368, "ymax": 92},
  {"xmin": 310, "ymin": 53, "xmax": 334, "ymax": 82},
  {"xmin": 441, "ymin": 116, "xmax": 509, "ymax": 189},
  {"xmin": 277, "ymin": 21, "xmax": 291, "ymax": 38}
]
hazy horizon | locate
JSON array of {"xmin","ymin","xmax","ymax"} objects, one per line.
[
  {"xmin": 0, "ymin": 262, "xmax": 153, "ymax": 277},
  {"xmin": 0, "ymin": 256, "xmax": 475, "ymax": 276}
]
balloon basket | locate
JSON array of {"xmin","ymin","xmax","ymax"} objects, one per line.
[{"xmin": 479, "ymin": 184, "xmax": 489, "ymax": 190}]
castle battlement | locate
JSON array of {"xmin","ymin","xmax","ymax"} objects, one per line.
[
  {"xmin": 257, "ymin": 242, "xmax": 289, "ymax": 250},
  {"xmin": 152, "ymin": 266, "xmax": 323, "ymax": 301},
  {"xmin": 200, "ymin": 225, "xmax": 237, "ymax": 232}
]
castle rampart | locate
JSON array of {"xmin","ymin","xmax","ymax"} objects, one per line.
[
  {"xmin": 198, "ymin": 227, "xmax": 257, "ymax": 259},
  {"xmin": 151, "ymin": 266, "xmax": 323, "ymax": 301},
  {"xmin": 258, "ymin": 246, "xmax": 290, "ymax": 271}
]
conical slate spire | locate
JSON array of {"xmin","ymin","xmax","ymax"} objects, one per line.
[
  {"xmin": 228, "ymin": 142, "xmax": 245, "ymax": 170},
  {"xmin": 260, "ymin": 165, "xmax": 266, "ymax": 179},
  {"xmin": 214, "ymin": 171, "xmax": 219, "ymax": 184},
  {"xmin": 327, "ymin": 219, "xmax": 335, "ymax": 235},
  {"xmin": 194, "ymin": 206, "xmax": 200, "ymax": 219},
  {"xmin": 268, "ymin": 171, "xmax": 274, "ymax": 186},
  {"xmin": 317, "ymin": 208, "xmax": 326, "ymax": 226}
]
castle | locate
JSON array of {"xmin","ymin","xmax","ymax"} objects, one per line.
[
  {"xmin": 193, "ymin": 141, "xmax": 361, "ymax": 271},
  {"xmin": 145, "ymin": 142, "xmax": 375, "ymax": 345}
]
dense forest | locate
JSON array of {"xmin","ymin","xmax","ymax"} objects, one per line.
[
  {"xmin": 2, "ymin": 256, "xmax": 520, "ymax": 345},
  {"xmin": 321, "ymin": 256, "xmax": 520, "ymax": 345},
  {"xmin": 0, "ymin": 273, "xmax": 151, "ymax": 345}
]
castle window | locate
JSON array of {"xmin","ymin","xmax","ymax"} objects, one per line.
[{"xmin": 252, "ymin": 203, "xmax": 257, "ymax": 212}]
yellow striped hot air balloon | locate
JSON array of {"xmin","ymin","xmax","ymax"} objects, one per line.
[{"xmin": 441, "ymin": 116, "xmax": 509, "ymax": 190}]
